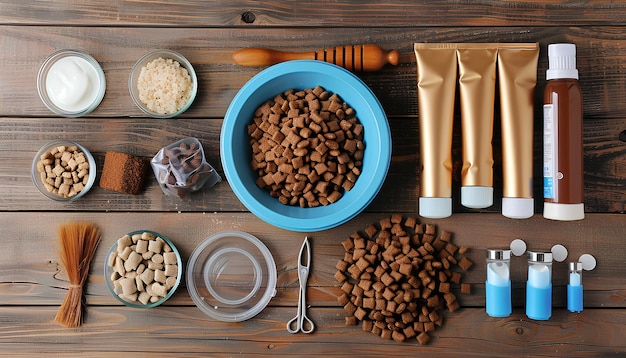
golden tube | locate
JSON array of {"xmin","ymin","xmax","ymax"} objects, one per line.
[
  {"xmin": 497, "ymin": 43, "xmax": 539, "ymax": 219},
  {"xmin": 414, "ymin": 44, "xmax": 457, "ymax": 218},
  {"xmin": 457, "ymin": 45, "xmax": 498, "ymax": 209}
]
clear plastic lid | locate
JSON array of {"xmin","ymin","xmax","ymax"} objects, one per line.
[{"xmin": 186, "ymin": 231, "xmax": 277, "ymax": 322}]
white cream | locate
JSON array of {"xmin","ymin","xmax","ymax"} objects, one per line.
[{"xmin": 46, "ymin": 56, "xmax": 100, "ymax": 112}]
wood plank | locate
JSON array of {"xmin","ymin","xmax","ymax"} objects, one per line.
[
  {"xmin": 0, "ymin": 114, "xmax": 623, "ymax": 213},
  {"xmin": 2, "ymin": 26, "xmax": 626, "ymax": 119},
  {"xmin": 0, "ymin": 306, "xmax": 623, "ymax": 355},
  {"xmin": 1, "ymin": 1, "xmax": 626, "ymax": 27},
  {"xmin": 1, "ymin": 212, "xmax": 624, "ymax": 308}
]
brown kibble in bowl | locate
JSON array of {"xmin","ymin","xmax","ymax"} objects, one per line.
[{"xmin": 249, "ymin": 86, "xmax": 365, "ymax": 208}]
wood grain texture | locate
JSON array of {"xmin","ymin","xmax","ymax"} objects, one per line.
[
  {"xmin": 1, "ymin": 0, "xmax": 625, "ymax": 355},
  {"xmin": 0, "ymin": 212, "xmax": 624, "ymax": 354},
  {"xmin": 1, "ymin": 1, "xmax": 626, "ymax": 27}
]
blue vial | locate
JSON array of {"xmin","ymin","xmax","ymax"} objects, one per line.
[
  {"xmin": 526, "ymin": 251, "xmax": 553, "ymax": 320},
  {"xmin": 486, "ymin": 249, "xmax": 512, "ymax": 317},
  {"xmin": 567, "ymin": 262, "xmax": 583, "ymax": 313}
]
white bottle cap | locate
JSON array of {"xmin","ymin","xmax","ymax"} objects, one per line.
[
  {"xmin": 551, "ymin": 244, "xmax": 569, "ymax": 262},
  {"xmin": 543, "ymin": 202, "xmax": 585, "ymax": 221},
  {"xmin": 510, "ymin": 239, "xmax": 527, "ymax": 256},
  {"xmin": 578, "ymin": 254, "xmax": 597, "ymax": 271},
  {"xmin": 502, "ymin": 197, "xmax": 534, "ymax": 219},
  {"xmin": 546, "ymin": 43, "xmax": 579, "ymax": 80},
  {"xmin": 419, "ymin": 197, "xmax": 452, "ymax": 219},
  {"xmin": 461, "ymin": 186, "xmax": 493, "ymax": 209}
]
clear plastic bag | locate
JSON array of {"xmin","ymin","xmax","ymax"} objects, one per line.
[{"xmin": 151, "ymin": 137, "xmax": 221, "ymax": 198}]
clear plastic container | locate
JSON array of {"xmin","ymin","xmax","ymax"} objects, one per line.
[{"xmin": 186, "ymin": 231, "xmax": 277, "ymax": 322}]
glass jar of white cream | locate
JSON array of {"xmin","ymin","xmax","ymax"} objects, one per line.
[{"xmin": 37, "ymin": 49, "xmax": 106, "ymax": 117}]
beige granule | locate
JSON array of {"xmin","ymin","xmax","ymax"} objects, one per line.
[{"xmin": 137, "ymin": 57, "xmax": 192, "ymax": 115}]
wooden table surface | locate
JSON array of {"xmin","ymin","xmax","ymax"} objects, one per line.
[{"xmin": 1, "ymin": 1, "xmax": 625, "ymax": 356}]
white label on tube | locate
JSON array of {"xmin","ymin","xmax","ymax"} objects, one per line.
[{"xmin": 543, "ymin": 104, "xmax": 556, "ymax": 199}]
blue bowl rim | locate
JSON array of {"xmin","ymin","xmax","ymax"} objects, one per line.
[{"xmin": 220, "ymin": 60, "xmax": 391, "ymax": 232}]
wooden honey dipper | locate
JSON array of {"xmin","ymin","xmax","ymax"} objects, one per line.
[{"xmin": 232, "ymin": 44, "xmax": 399, "ymax": 72}]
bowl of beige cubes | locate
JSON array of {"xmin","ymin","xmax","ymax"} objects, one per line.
[
  {"xmin": 31, "ymin": 140, "xmax": 96, "ymax": 201},
  {"xmin": 105, "ymin": 230, "xmax": 182, "ymax": 308}
]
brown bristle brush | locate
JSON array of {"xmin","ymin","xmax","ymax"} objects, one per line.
[{"xmin": 54, "ymin": 222, "xmax": 101, "ymax": 328}]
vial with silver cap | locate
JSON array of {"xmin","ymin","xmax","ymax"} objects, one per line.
[
  {"xmin": 485, "ymin": 249, "xmax": 512, "ymax": 317},
  {"xmin": 526, "ymin": 251, "xmax": 553, "ymax": 320},
  {"xmin": 567, "ymin": 262, "xmax": 583, "ymax": 313},
  {"xmin": 568, "ymin": 253, "xmax": 597, "ymax": 313}
]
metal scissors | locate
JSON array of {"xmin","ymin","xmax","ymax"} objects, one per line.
[{"xmin": 286, "ymin": 236, "xmax": 315, "ymax": 334}]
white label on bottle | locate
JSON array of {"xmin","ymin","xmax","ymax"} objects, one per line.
[{"xmin": 543, "ymin": 104, "xmax": 556, "ymax": 199}]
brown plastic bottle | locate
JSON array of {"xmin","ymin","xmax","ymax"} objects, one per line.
[{"xmin": 543, "ymin": 43, "xmax": 584, "ymax": 221}]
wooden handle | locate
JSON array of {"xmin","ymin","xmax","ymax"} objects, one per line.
[{"xmin": 232, "ymin": 44, "xmax": 398, "ymax": 72}]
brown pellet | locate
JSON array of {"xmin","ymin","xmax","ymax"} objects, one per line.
[
  {"xmin": 249, "ymin": 86, "xmax": 365, "ymax": 208},
  {"xmin": 336, "ymin": 215, "xmax": 473, "ymax": 345}
]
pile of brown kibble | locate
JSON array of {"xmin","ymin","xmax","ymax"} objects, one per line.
[
  {"xmin": 335, "ymin": 214, "xmax": 473, "ymax": 345},
  {"xmin": 248, "ymin": 86, "xmax": 365, "ymax": 208}
]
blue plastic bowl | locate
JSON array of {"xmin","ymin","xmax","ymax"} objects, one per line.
[{"xmin": 221, "ymin": 60, "xmax": 391, "ymax": 232}]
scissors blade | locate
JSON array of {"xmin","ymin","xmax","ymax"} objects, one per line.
[{"xmin": 297, "ymin": 236, "xmax": 311, "ymax": 290}]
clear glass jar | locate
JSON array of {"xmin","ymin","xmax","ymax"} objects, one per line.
[
  {"xmin": 485, "ymin": 249, "xmax": 511, "ymax": 317},
  {"xmin": 526, "ymin": 251, "xmax": 553, "ymax": 320}
]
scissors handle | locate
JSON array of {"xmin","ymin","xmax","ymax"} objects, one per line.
[{"xmin": 286, "ymin": 287, "xmax": 315, "ymax": 334}]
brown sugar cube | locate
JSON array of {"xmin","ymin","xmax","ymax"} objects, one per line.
[
  {"xmin": 336, "ymin": 259, "xmax": 348, "ymax": 272},
  {"xmin": 443, "ymin": 292, "xmax": 457, "ymax": 305},
  {"xmin": 450, "ymin": 271, "xmax": 462, "ymax": 284},
  {"xmin": 362, "ymin": 319, "xmax": 373, "ymax": 332},
  {"xmin": 416, "ymin": 332, "xmax": 430, "ymax": 345},
  {"xmin": 341, "ymin": 282, "xmax": 354, "ymax": 294},
  {"xmin": 364, "ymin": 224, "xmax": 378, "ymax": 238},
  {"xmin": 355, "ymin": 257, "xmax": 370, "ymax": 272},
  {"xmin": 379, "ymin": 216, "xmax": 392, "ymax": 230},
  {"xmin": 445, "ymin": 243, "xmax": 459, "ymax": 256},
  {"xmin": 440, "ymin": 230, "xmax": 453, "ymax": 242},
  {"xmin": 392, "ymin": 330, "xmax": 406, "ymax": 342},
  {"xmin": 439, "ymin": 282, "xmax": 451, "ymax": 293},
  {"xmin": 354, "ymin": 307, "xmax": 368, "ymax": 320},
  {"xmin": 337, "ymin": 293, "xmax": 350, "ymax": 306},
  {"xmin": 380, "ymin": 329, "xmax": 393, "ymax": 340},
  {"xmin": 447, "ymin": 300, "xmax": 461, "ymax": 312},
  {"xmin": 99, "ymin": 151, "xmax": 149, "ymax": 195},
  {"xmin": 404, "ymin": 216, "xmax": 418, "ymax": 230},
  {"xmin": 343, "ymin": 302, "xmax": 357, "ymax": 315},
  {"xmin": 403, "ymin": 326, "xmax": 417, "ymax": 339},
  {"xmin": 461, "ymin": 283, "xmax": 472, "ymax": 294},
  {"xmin": 347, "ymin": 264, "xmax": 362, "ymax": 279},
  {"xmin": 458, "ymin": 257, "xmax": 473, "ymax": 271},
  {"xmin": 334, "ymin": 270, "xmax": 348, "ymax": 283}
]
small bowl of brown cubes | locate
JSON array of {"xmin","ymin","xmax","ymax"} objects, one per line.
[
  {"xmin": 31, "ymin": 140, "xmax": 96, "ymax": 201},
  {"xmin": 105, "ymin": 230, "xmax": 182, "ymax": 308}
]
